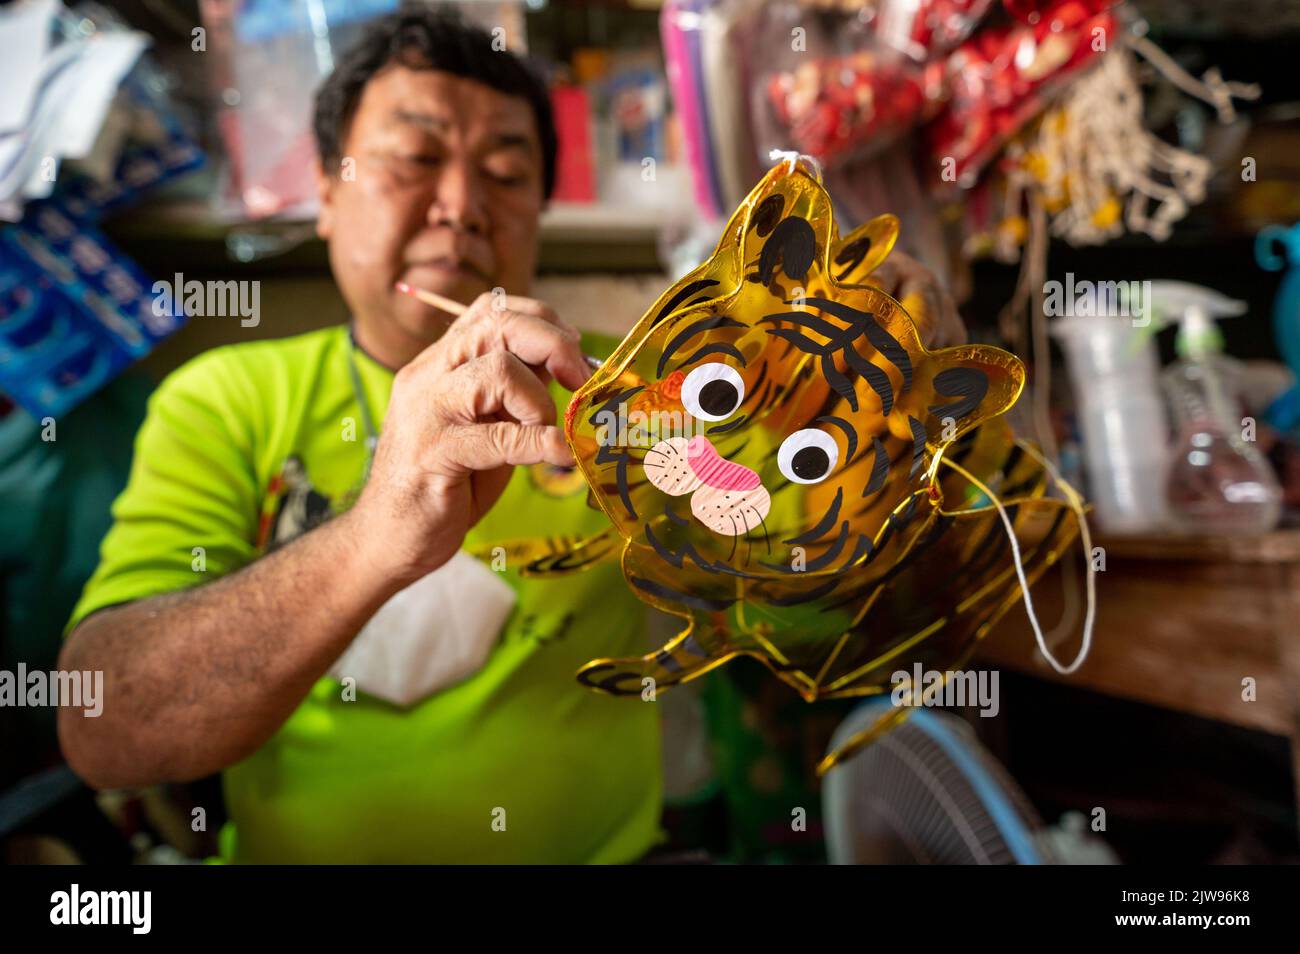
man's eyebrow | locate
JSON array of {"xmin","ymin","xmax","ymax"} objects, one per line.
[
  {"xmin": 657, "ymin": 314, "xmax": 746, "ymax": 377},
  {"xmin": 389, "ymin": 112, "xmax": 536, "ymax": 150},
  {"xmin": 391, "ymin": 109, "xmax": 450, "ymax": 132},
  {"xmin": 487, "ymin": 131, "xmax": 536, "ymax": 151}
]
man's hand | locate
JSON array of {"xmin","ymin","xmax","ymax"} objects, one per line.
[
  {"xmin": 869, "ymin": 250, "xmax": 967, "ymax": 349},
  {"xmin": 59, "ymin": 292, "xmax": 591, "ymax": 788},
  {"xmin": 352, "ymin": 291, "xmax": 591, "ymax": 585}
]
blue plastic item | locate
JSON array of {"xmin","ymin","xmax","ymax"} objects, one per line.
[{"xmin": 1257, "ymin": 222, "xmax": 1300, "ymax": 432}]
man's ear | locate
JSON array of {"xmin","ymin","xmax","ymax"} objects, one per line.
[{"xmin": 315, "ymin": 160, "xmax": 337, "ymax": 240}]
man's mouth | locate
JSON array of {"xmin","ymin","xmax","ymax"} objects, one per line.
[{"xmin": 403, "ymin": 256, "xmax": 491, "ymax": 287}]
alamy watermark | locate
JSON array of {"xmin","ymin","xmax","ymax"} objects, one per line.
[
  {"xmin": 50, "ymin": 884, "xmax": 150, "ymax": 934},
  {"xmin": 891, "ymin": 663, "xmax": 1000, "ymax": 718},
  {"xmin": 594, "ymin": 404, "xmax": 709, "ymax": 448},
  {"xmin": 1043, "ymin": 272, "xmax": 1151, "ymax": 327},
  {"xmin": 0, "ymin": 665, "xmax": 103, "ymax": 717},
  {"xmin": 152, "ymin": 272, "xmax": 260, "ymax": 328}
]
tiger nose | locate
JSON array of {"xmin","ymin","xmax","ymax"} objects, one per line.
[{"xmin": 686, "ymin": 436, "xmax": 761, "ymax": 492}]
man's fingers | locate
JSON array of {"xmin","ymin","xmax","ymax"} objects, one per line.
[
  {"xmin": 450, "ymin": 351, "xmax": 557, "ymax": 426},
  {"xmin": 900, "ymin": 279, "xmax": 965, "ymax": 348},
  {"xmin": 403, "ymin": 292, "xmax": 588, "ymax": 387},
  {"xmin": 868, "ymin": 260, "xmax": 899, "ymax": 294},
  {"xmin": 438, "ymin": 310, "xmax": 591, "ymax": 390},
  {"xmin": 870, "ymin": 253, "xmax": 967, "ymax": 348},
  {"xmin": 443, "ymin": 421, "xmax": 574, "ymax": 471},
  {"xmin": 469, "ymin": 292, "xmax": 578, "ymax": 337}
]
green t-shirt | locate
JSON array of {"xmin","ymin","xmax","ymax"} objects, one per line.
[{"xmin": 68, "ymin": 325, "xmax": 662, "ymax": 863}]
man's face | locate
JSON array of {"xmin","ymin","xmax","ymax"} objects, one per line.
[{"xmin": 316, "ymin": 65, "xmax": 545, "ymax": 349}]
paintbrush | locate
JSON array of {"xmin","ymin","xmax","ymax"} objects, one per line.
[{"xmin": 394, "ymin": 281, "xmax": 601, "ymax": 369}]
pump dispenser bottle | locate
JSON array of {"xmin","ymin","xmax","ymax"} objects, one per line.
[{"xmin": 1155, "ymin": 281, "xmax": 1282, "ymax": 535}]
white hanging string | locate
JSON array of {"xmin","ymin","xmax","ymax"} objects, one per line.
[
  {"xmin": 768, "ymin": 148, "xmax": 823, "ymax": 182},
  {"xmin": 935, "ymin": 443, "xmax": 1096, "ymax": 676}
]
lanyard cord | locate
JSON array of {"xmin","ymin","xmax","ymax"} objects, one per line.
[{"xmin": 345, "ymin": 327, "xmax": 380, "ymax": 479}]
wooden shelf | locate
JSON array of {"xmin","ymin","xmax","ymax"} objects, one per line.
[
  {"xmin": 979, "ymin": 520, "xmax": 1300, "ymax": 821},
  {"xmin": 1092, "ymin": 529, "xmax": 1300, "ymax": 564}
]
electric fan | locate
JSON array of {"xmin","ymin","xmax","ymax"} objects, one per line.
[{"xmin": 821, "ymin": 698, "xmax": 1057, "ymax": 865}]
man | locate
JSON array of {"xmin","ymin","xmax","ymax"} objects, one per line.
[{"xmin": 58, "ymin": 11, "xmax": 961, "ymax": 863}]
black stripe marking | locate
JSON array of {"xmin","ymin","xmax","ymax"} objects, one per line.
[
  {"xmin": 630, "ymin": 575, "xmax": 735, "ymax": 612},
  {"xmin": 783, "ymin": 487, "xmax": 844, "ymax": 546},
  {"xmin": 908, "ymin": 416, "xmax": 927, "ymax": 477},
  {"xmin": 816, "ymin": 415, "xmax": 858, "ymax": 466},
  {"xmin": 863, "ymin": 437, "xmax": 889, "ymax": 497},
  {"xmin": 834, "ymin": 235, "xmax": 872, "ymax": 278},
  {"xmin": 927, "ymin": 367, "xmax": 989, "ymax": 422},
  {"xmin": 615, "ymin": 455, "xmax": 636, "ymax": 519},
  {"xmin": 843, "ymin": 348, "xmax": 894, "ymax": 416},
  {"xmin": 655, "ymin": 650, "xmax": 683, "ymax": 673},
  {"xmin": 803, "ymin": 297, "xmax": 913, "ymax": 390},
  {"xmin": 839, "ymin": 532, "xmax": 875, "ymax": 571},
  {"xmin": 759, "ymin": 217, "xmax": 816, "ymax": 284},
  {"xmin": 820, "ymin": 511, "xmax": 952, "ymax": 613},
  {"xmin": 764, "ymin": 327, "xmax": 832, "ymax": 355},
  {"xmin": 644, "ymin": 523, "xmax": 719, "ymax": 573},
  {"xmin": 767, "ymin": 520, "xmax": 850, "ymax": 573},
  {"xmin": 677, "ymin": 341, "xmax": 747, "ymax": 370},
  {"xmin": 657, "ymin": 314, "xmax": 746, "ymax": 377},
  {"xmin": 822, "ymin": 356, "xmax": 858, "ymax": 412},
  {"xmin": 759, "ymin": 310, "xmax": 844, "ymax": 340},
  {"xmin": 652, "ymin": 278, "xmax": 721, "ymax": 327},
  {"xmin": 764, "ymin": 577, "xmax": 842, "ymax": 606},
  {"xmin": 707, "ymin": 414, "xmax": 748, "ymax": 435},
  {"xmin": 589, "ymin": 386, "xmax": 645, "ymax": 430},
  {"xmin": 751, "ymin": 194, "xmax": 784, "ymax": 236},
  {"xmin": 738, "ymin": 362, "xmax": 768, "ymax": 409}
]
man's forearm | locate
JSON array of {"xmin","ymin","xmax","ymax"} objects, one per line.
[{"xmin": 57, "ymin": 507, "xmax": 403, "ymax": 789}]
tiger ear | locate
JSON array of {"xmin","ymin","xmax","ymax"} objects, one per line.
[
  {"xmin": 616, "ymin": 169, "xmax": 760, "ymax": 344},
  {"xmin": 896, "ymin": 343, "xmax": 1026, "ymax": 447},
  {"xmin": 735, "ymin": 163, "xmax": 840, "ymax": 292},
  {"xmin": 830, "ymin": 214, "xmax": 899, "ymax": 286},
  {"xmin": 615, "ymin": 163, "xmax": 840, "ymax": 346}
]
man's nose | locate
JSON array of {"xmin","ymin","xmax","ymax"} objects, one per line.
[{"xmin": 426, "ymin": 158, "xmax": 488, "ymax": 236}]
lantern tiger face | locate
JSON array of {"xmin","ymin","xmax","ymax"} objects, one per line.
[{"xmin": 554, "ymin": 162, "xmax": 1080, "ymax": 772}]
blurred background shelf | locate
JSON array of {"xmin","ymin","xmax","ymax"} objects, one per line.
[
  {"xmin": 1093, "ymin": 528, "xmax": 1300, "ymax": 563},
  {"xmin": 105, "ymin": 198, "xmax": 669, "ymax": 274},
  {"xmin": 980, "ymin": 527, "xmax": 1300, "ymax": 821}
]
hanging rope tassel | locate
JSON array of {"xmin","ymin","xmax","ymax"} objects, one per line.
[{"xmin": 934, "ymin": 444, "xmax": 1097, "ymax": 676}]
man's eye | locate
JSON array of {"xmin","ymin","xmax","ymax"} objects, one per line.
[
  {"xmin": 486, "ymin": 169, "xmax": 528, "ymax": 187},
  {"xmin": 376, "ymin": 154, "xmax": 440, "ymax": 181}
]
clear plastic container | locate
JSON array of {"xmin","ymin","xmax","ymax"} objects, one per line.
[
  {"xmin": 1051, "ymin": 316, "xmax": 1171, "ymax": 534},
  {"xmin": 1162, "ymin": 336, "xmax": 1282, "ymax": 535}
]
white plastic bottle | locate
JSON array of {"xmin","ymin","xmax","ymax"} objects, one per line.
[{"xmin": 1051, "ymin": 306, "xmax": 1171, "ymax": 534}]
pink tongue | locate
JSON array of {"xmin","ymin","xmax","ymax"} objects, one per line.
[{"xmin": 687, "ymin": 436, "xmax": 761, "ymax": 492}]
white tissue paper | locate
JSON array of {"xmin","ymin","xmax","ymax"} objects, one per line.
[
  {"xmin": 328, "ymin": 550, "xmax": 517, "ymax": 706},
  {"xmin": 0, "ymin": 0, "xmax": 148, "ymax": 220}
]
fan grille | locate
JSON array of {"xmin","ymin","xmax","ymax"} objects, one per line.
[{"xmin": 824, "ymin": 706, "xmax": 1052, "ymax": 865}]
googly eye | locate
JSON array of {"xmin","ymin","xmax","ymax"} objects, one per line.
[
  {"xmin": 680, "ymin": 363, "xmax": 745, "ymax": 422},
  {"xmin": 777, "ymin": 429, "xmax": 839, "ymax": 484}
]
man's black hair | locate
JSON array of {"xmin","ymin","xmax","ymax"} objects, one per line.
[{"xmin": 313, "ymin": 9, "xmax": 557, "ymax": 198}]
